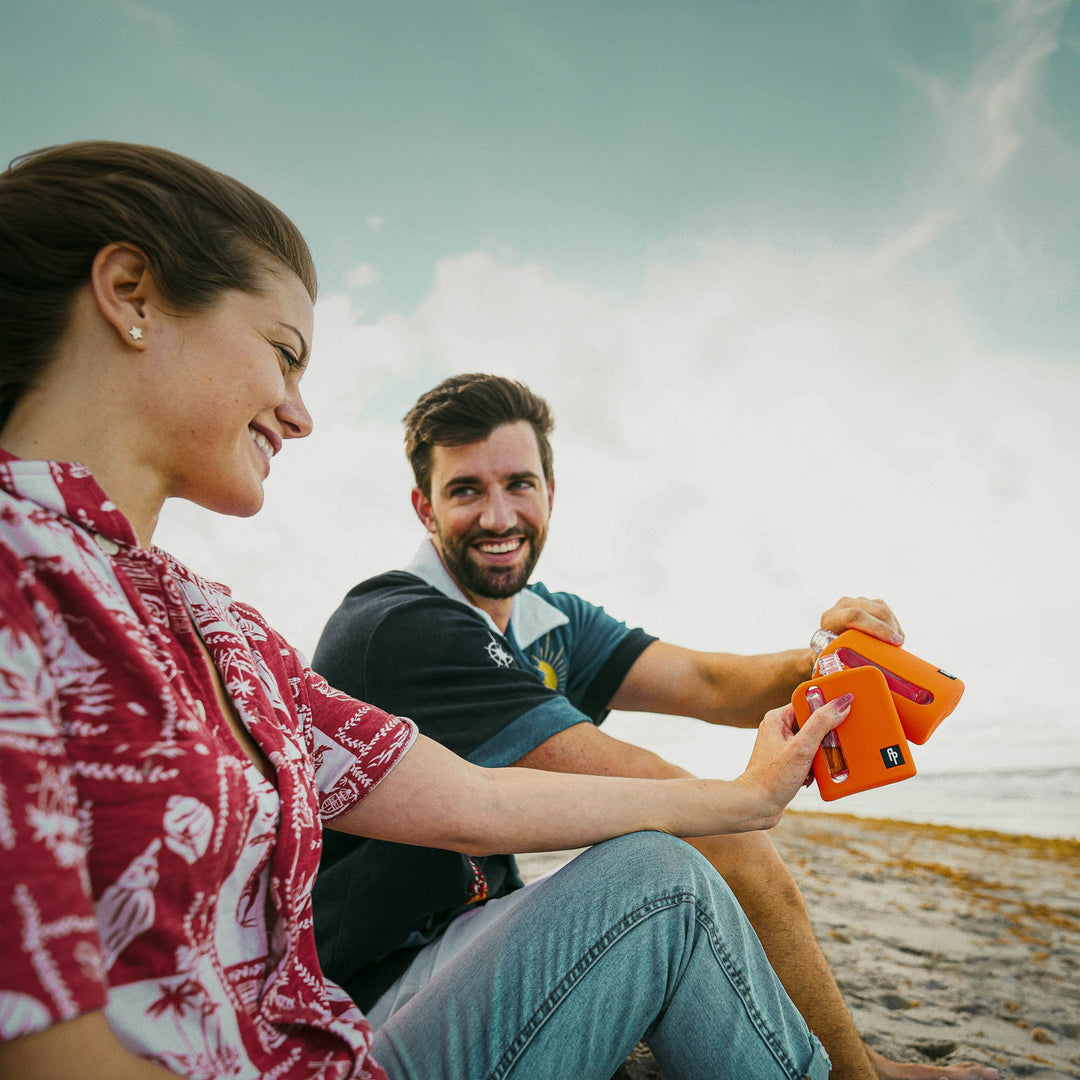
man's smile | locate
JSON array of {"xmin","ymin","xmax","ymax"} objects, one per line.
[{"xmin": 474, "ymin": 536, "xmax": 527, "ymax": 558}]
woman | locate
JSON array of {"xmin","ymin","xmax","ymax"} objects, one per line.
[{"xmin": 0, "ymin": 141, "xmax": 842, "ymax": 1080}]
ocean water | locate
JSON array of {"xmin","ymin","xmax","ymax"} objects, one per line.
[
  {"xmin": 790, "ymin": 765, "xmax": 1080, "ymax": 841},
  {"xmin": 603, "ymin": 712, "xmax": 1080, "ymax": 842}
]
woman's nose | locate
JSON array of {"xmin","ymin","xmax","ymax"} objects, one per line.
[{"xmin": 278, "ymin": 388, "xmax": 313, "ymax": 439}]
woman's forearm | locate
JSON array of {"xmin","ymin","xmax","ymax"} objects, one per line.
[
  {"xmin": 0, "ymin": 1012, "xmax": 183, "ymax": 1080},
  {"xmin": 332, "ymin": 697, "xmax": 847, "ymax": 854},
  {"xmin": 470, "ymin": 766, "xmax": 770, "ymax": 854}
]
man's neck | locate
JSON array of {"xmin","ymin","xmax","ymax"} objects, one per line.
[
  {"xmin": 434, "ymin": 552, "xmax": 515, "ymax": 634},
  {"xmin": 462, "ymin": 590, "xmax": 513, "ymax": 635}
]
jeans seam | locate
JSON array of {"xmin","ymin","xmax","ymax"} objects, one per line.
[
  {"xmin": 488, "ymin": 891, "xmax": 690, "ymax": 1080},
  {"xmin": 487, "ymin": 888, "xmax": 812, "ymax": 1080},
  {"xmin": 691, "ymin": 900, "xmax": 804, "ymax": 1079}
]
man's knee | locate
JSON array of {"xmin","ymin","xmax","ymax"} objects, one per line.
[{"xmin": 690, "ymin": 829, "xmax": 809, "ymax": 920}]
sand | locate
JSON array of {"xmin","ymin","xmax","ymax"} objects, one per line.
[{"xmin": 517, "ymin": 812, "xmax": 1080, "ymax": 1079}]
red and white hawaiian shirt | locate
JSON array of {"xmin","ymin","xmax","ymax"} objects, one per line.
[{"xmin": 0, "ymin": 450, "xmax": 416, "ymax": 1080}]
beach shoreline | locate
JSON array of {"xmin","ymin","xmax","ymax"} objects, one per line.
[{"xmin": 518, "ymin": 812, "xmax": 1080, "ymax": 1079}]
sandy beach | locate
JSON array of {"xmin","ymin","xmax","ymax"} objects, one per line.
[{"xmin": 518, "ymin": 812, "xmax": 1080, "ymax": 1079}]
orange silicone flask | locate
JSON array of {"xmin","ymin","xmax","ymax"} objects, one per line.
[
  {"xmin": 815, "ymin": 629, "xmax": 964, "ymax": 744},
  {"xmin": 791, "ymin": 662, "xmax": 916, "ymax": 801}
]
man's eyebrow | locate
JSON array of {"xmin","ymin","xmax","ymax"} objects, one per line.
[
  {"xmin": 278, "ymin": 322, "xmax": 310, "ymax": 361},
  {"xmin": 442, "ymin": 469, "xmax": 540, "ymax": 492},
  {"xmin": 442, "ymin": 473, "xmax": 482, "ymax": 492}
]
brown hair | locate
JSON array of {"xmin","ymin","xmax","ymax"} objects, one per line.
[
  {"xmin": 404, "ymin": 374, "xmax": 555, "ymax": 496},
  {"xmin": 0, "ymin": 140, "xmax": 317, "ymax": 426}
]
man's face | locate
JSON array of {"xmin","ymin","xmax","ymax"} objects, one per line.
[{"xmin": 414, "ymin": 420, "xmax": 553, "ymax": 602}]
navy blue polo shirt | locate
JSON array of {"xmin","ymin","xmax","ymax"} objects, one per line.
[{"xmin": 311, "ymin": 541, "xmax": 656, "ymax": 1008}]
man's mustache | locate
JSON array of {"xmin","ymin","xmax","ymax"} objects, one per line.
[{"xmin": 463, "ymin": 527, "xmax": 538, "ymax": 544}]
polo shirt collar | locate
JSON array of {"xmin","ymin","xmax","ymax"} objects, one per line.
[{"xmin": 405, "ymin": 539, "xmax": 568, "ymax": 648}]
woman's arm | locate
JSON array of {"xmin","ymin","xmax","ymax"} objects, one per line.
[
  {"xmin": 0, "ymin": 1011, "xmax": 182, "ymax": 1080},
  {"xmin": 330, "ymin": 695, "xmax": 849, "ymax": 852}
]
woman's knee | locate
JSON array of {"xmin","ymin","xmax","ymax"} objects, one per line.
[
  {"xmin": 589, "ymin": 829, "xmax": 691, "ymax": 874},
  {"xmin": 584, "ymin": 831, "xmax": 736, "ymax": 907}
]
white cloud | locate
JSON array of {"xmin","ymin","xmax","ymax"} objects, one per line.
[
  {"xmin": 346, "ymin": 263, "xmax": 380, "ymax": 289},
  {"xmin": 366, "ymin": 215, "xmax": 385, "ymax": 232},
  {"xmin": 123, "ymin": 2, "xmax": 176, "ymax": 36},
  {"xmin": 156, "ymin": 232, "xmax": 1080, "ymax": 779},
  {"xmin": 882, "ymin": 0, "xmax": 1071, "ymax": 262},
  {"xmin": 153, "ymin": 0, "xmax": 1079, "ymax": 777},
  {"xmin": 119, "ymin": 3, "xmax": 259, "ymax": 105}
]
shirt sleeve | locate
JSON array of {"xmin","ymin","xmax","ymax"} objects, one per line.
[
  {"xmin": 527, "ymin": 584, "xmax": 657, "ymax": 720},
  {"xmin": 0, "ymin": 557, "xmax": 108, "ymax": 1041},
  {"xmin": 239, "ymin": 607, "xmax": 418, "ymax": 823},
  {"xmin": 315, "ymin": 591, "xmax": 589, "ymax": 767},
  {"xmin": 301, "ymin": 667, "xmax": 417, "ymax": 821}
]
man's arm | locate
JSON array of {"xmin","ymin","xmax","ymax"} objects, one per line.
[
  {"xmin": 610, "ymin": 641, "xmax": 813, "ymax": 728},
  {"xmin": 609, "ymin": 595, "xmax": 904, "ymax": 728}
]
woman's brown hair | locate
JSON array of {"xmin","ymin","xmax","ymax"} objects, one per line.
[{"xmin": 0, "ymin": 140, "xmax": 317, "ymax": 426}]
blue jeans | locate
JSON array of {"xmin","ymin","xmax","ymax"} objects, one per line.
[{"xmin": 370, "ymin": 832, "xmax": 830, "ymax": 1080}]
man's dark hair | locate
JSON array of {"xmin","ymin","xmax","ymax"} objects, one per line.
[{"xmin": 404, "ymin": 374, "xmax": 554, "ymax": 496}]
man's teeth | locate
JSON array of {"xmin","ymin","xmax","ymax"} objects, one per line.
[
  {"xmin": 477, "ymin": 539, "xmax": 522, "ymax": 554},
  {"xmin": 249, "ymin": 429, "xmax": 273, "ymax": 458}
]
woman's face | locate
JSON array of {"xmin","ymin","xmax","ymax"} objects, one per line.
[{"xmin": 147, "ymin": 265, "xmax": 315, "ymax": 519}]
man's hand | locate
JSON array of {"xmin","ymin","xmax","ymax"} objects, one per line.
[{"xmin": 819, "ymin": 595, "xmax": 904, "ymax": 645}]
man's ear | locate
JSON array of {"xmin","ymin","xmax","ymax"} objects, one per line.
[
  {"xmin": 89, "ymin": 243, "xmax": 155, "ymax": 350},
  {"xmin": 547, "ymin": 475, "xmax": 555, "ymax": 515},
  {"xmin": 411, "ymin": 487, "xmax": 438, "ymax": 535}
]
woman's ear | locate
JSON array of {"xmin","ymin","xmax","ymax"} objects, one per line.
[{"xmin": 89, "ymin": 243, "xmax": 155, "ymax": 350}]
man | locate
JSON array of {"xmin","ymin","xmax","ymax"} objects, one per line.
[{"xmin": 313, "ymin": 374, "xmax": 995, "ymax": 1080}]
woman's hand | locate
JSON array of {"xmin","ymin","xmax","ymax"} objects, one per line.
[{"xmin": 734, "ymin": 695, "xmax": 852, "ymax": 828}]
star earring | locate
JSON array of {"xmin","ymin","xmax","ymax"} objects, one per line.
[{"xmin": 128, "ymin": 326, "xmax": 143, "ymax": 343}]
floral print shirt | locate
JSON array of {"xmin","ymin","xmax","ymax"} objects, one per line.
[{"xmin": 0, "ymin": 451, "xmax": 417, "ymax": 1079}]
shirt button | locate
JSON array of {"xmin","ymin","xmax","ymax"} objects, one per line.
[{"xmin": 94, "ymin": 534, "xmax": 120, "ymax": 556}]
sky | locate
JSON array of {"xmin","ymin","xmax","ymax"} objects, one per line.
[{"xmin": 3, "ymin": 0, "xmax": 1079, "ymax": 783}]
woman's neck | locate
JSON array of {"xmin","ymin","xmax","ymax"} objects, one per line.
[{"xmin": 1, "ymin": 391, "xmax": 164, "ymax": 548}]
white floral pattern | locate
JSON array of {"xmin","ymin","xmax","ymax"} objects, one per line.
[
  {"xmin": 0, "ymin": 452, "xmax": 416, "ymax": 1079},
  {"xmin": 25, "ymin": 761, "xmax": 82, "ymax": 869},
  {"xmin": 163, "ymin": 796, "xmax": 214, "ymax": 865}
]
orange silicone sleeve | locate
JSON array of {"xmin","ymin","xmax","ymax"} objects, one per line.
[
  {"xmin": 816, "ymin": 629, "xmax": 964, "ymax": 744},
  {"xmin": 792, "ymin": 664, "xmax": 916, "ymax": 801}
]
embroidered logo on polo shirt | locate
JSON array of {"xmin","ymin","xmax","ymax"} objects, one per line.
[
  {"xmin": 529, "ymin": 634, "xmax": 568, "ymax": 691},
  {"xmin": 485, "ymin": 635, "xmax": 514, "ymax": 668}
]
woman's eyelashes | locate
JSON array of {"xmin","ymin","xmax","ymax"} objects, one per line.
[{"xmin": 276, "ymin": 343, "xmax": 304, "ymax": 372}]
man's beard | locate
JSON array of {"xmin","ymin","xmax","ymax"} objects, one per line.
[{"xmin": 437, "ymin": 522, "xmax": 547, "ymax": 600}]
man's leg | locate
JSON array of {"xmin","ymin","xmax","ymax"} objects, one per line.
[
  {"xmin": 514, "ymin": 726, "xmax": 997, "ymax": 1080},
  {"xmin": 691, "ymin": 827, "xmax": 1001, "ymax": 1080},
  {"xmin": 372, "ymin": 833, "xmax": 830, "ymax": 1080},
  {"xmin": 689, "ymin": 827, "xmax": 876, "ymax": 1077}
]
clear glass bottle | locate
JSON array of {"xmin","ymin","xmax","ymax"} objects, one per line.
[{"xmin": 806, "ymin": 652, "xmax": 850, "ymax": 781}]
